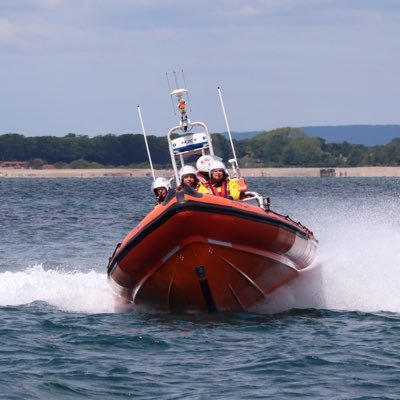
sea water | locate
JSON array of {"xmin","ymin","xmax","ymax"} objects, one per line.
[{"xmin": 0, "ymin": 177, "xmax": 399, "ymax": 399}]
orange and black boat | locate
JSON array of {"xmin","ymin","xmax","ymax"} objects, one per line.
[{"xmin": 107, "ymin": 85, "xmax": 318, "ymax": 312}]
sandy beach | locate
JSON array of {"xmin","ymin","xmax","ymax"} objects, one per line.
[{"xmin": 1, "ymin": 166, "xmax": 400, "ymax": 178}]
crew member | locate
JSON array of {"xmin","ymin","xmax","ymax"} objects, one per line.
[
  {"xmin": 151, "ymin": 177, "xmax": 171, "ymax": 206},
  {"xmin": 207, "ymin": 160, "xmax": 240, "ymax": 200},
  {"xmin": 196, "ymin": 154, "xmax": 222, "ymax": 185},
  {"xmin": 177, "ymin": 165, "xmax": 208, "ymax": 193}
]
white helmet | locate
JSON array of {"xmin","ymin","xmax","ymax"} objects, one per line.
[
  {"xmin": 209, "ymin": 160, "xmax": 228, "ymax": 176},
  {"xmin": 151, "ymin": 177, "xmax": 171, "ymax": 194},
  {"xmin": 178, "ymin": 165, "xmax": 197, "ymax": 182},
  {"xmin": 196, "ymin": 154, "xmax": 222, "ymax": 173}
]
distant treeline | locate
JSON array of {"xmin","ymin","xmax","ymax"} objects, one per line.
[{"xmin": 1, "ymin": 128, "xmax": 400, "ymax": 168}]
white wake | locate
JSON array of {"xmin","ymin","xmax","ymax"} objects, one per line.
[{"xmin": 0, "ymin": 264, "xmax": 119, "ymax": 313}]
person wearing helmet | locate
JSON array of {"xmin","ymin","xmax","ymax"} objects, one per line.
[
  {"xmin": 195, "ymin": 154, "xmax": 222, "ymax": 184},
  {"xmin": 207, "ymin": 160, "xmax": 241, "ymax": 200},
  {"xmin": 151, "ymin": 177, "xmax": 171, "ymax": 206},
  {"xmin": 177, "ymin": 165, "xmax": 208, "ymax": 193}
]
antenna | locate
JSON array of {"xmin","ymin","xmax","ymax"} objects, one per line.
[
  {"xmin": 137, "ymin": 105, "xmax": 155, "ymax": 180},
  {"xmin": 181, "ymin": 69, "xmax": 192, "ymax": 112},
  {"xmin": 166, "ymin": 72, "xmax": 176, "ymax": 115},
  {"xmin": 173, "ymin": 70, "xmax": 179, "ymax": 89},
  {"xmin": 168, "ymin": 70, "xmax": 191, "ymax": 132},
  {"xmin": 217, "ymin": 86, "xmax": 241, "ymax": 178}
]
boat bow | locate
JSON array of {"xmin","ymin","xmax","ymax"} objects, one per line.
[{"xmin": 108, "ymin": 187, "xmax": 317, "ymax": 312}]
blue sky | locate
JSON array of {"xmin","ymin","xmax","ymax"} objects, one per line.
[{"xmin": 1, "ymin": 0, "xmax": 400, "ymax": 137}]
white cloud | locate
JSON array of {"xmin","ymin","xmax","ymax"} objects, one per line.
[
  {"xmin": 0, "ymin": 19, "xmax": 13, "ymax": 41},
  {"xmin": 218, "ymin": 5, "xmax": 262, "ymax": 17},
  {"xmin": 34, "ymin": 0, "xmax": 65, "ymax": 8},
  {"xmin": 1, "ymin": 0, "xmax": 400, "ymax": 135}
]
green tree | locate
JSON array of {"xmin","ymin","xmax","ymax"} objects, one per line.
[
  {"xmin": 347, "ymin": 145, "xmax": 368, "ymax": 166},
  {"xmin": 386, "ymin": 139, "xmax": 400, "ymax": 165},
  {"xmin": 282, "ymin": 137, "xmax": 328, "ymax": 166}
]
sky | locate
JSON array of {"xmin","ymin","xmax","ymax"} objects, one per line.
[{"xmin": 1, "ymin": 0, "xmax": 400, "ymax": 137}]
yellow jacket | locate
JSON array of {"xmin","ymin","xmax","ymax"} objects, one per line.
[
  {"xmin": 197, "ymin": 182, "xmax": 211, "ymax": 194},
  {"xmin": 226, "ymin": 178, "xmax": 241, "ymax": 200},
  {"xmin": 199, "ymin": 178, "xmax": 241, "ymax": 201}
]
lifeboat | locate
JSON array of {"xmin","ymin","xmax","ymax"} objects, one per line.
[{"xmin": 107, "ymin": 83, "xmax": 318, "ymax": 312}]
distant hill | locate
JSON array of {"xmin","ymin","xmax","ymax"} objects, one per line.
[
  {"xmin": 300, "ymin": 125, "xmax": 400, "ymax": 146},
  {"xmin": 221, "ymin": 131, "xmax": 262, "ymax": 140},
  {"xmin": 222, "ymin": 125, "xmax": 400, "ymax": 146},
  {"xmin": 2, "ymin": 128, "xmax": 400, "ymax": 167}
]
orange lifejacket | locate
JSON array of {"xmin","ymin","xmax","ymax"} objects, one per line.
[
  {"xmin": 208, "ymin": 180, "xmax": 229, "ymax": 198},
  {"xmin": 178, "ymin": 102, "xmax": 186, "ymax": 114},
  {"xmin": 233, "ymin": 177, "xmax": 248, "ymax": 199}
]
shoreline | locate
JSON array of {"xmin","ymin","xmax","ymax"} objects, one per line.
[{"xmin": 1, "ymin": 166, "xmax": 400, "ymax": 178}]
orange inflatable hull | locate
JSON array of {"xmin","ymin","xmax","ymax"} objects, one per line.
[{"xmin": 107, "ymin": 188, "xmax": 318, "ymax": 312}]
